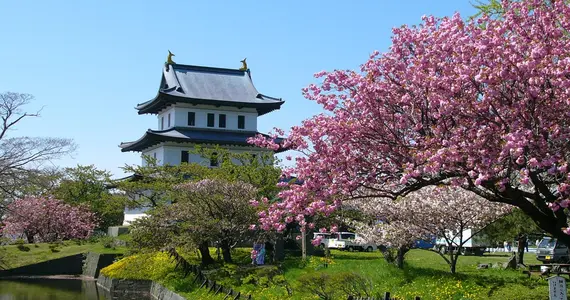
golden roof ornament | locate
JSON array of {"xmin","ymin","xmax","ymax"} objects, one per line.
[
  {"xmin": 239, "ymin": 58, "xmax": 248, "ymax": 71},
  {"xmin": 166, "ymin": 50, "xmax": 176, "ymax": 65}
]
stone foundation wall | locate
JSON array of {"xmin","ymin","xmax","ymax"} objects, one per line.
[
  {"xmin": 82, "ymin": 253, "xmax": 120, "ymax": 278},
  {"xmin": 97, "ymin": 275, "xmax": 185, "ymax": 300},
  {"xmin": 97, "ymin": 275, "xmax": 152, "ymax": 299},
  {"xmin": 150, "ymin": 281, "xmax": 186, "ymax": 300}
]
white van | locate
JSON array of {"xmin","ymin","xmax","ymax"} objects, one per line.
[{"xmin": 327, "ymin": 232, "xmax": 377, "ymax": 252}]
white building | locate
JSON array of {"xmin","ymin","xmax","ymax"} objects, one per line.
[{"xmin": 119, "ymin": 58, "xmax": 285, "ymax": 224}]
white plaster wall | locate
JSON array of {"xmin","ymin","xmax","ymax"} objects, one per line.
[
  {"xmin": 159, "ymin": 143, "xmax": 269, "ymax": 166},
  {"xmin": 157, "ymin": 107, "xmax": 176, "ymax": 130},
  {"xmin": 123, "ymin": 207, "xmax": 150, "ymax": 225},
  {"xmin": 141, "ymin": 146, "xmax": 165, "ymax": 166},
  {"xmin": 159, "ymin": 104, "xmax": 257, "ymax": 131}
]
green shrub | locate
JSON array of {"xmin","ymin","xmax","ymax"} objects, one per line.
[
  {"xmin": 258, "ymin": 276, "xmax": 270, "ymax": 287},
  {"xmin": 0, "ymin": 237, "xmax": 11, "ymax": 246},
  {"xmin": 100, "ymin": 252, "xmax": 173, "ymax": 280},
  {"xmin": 48, "ymin": 244, "xmax": 60, "ymax": 253},
  {"xmin": 17, "ymin": 244, "xmax": 30, "ymax": 252},
  {"xmin": 242, "ymin": 273, "xmax": 256, "ymax": 285},
  {"xmin": 272, "ymin": 274, "xmax": 287, "ymax": 285},
  {"xmin": 99, "ymin": 236, "xmax": 115, "ymax": 249},
  {"xmin": 13, "ymin": 239, "xmax": 26, "ymax": 246},
  {"xmin": 297, "ymin": 273, "xmax": 336, "ymax": 300},
  {"xmin": 296, "ymin": 271, "xmax": 373, "ymax": 300}
]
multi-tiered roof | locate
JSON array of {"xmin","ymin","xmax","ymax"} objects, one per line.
[
  {"xmin": 120, "ymin": 62, "xmax": 285, "ymax": 153},
  {"xmin": 136, "ymin": 64, "xmax": 284, "ymax": 115}
]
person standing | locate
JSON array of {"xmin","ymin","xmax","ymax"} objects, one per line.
[
  {"xmin": 503, "ymin": 241, "xmax": 508, "ymax": 252},
  {"xmin": 256, "ymin": 241, "xmax": 266, "ymax": 265},
  {"xmin": 251, "ymin": 241, "xmax": 262, "ymax": 266}
]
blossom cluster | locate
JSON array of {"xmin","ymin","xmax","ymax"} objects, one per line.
[
  {"xmin": 351, "ymin": 186, "xmax": 512, "ymax": 247},
  {"xmin": 1, "ymin": 197, "xmax": 98, "ymax": 242}
]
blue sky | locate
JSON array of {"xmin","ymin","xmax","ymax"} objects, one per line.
[{"xmin": 0, "ymin": 1, "xmax": 478, "ymax": 177}]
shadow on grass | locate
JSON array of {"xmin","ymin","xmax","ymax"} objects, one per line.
[{"xmin": 481, "ymin": 254, "xmax": 512, "ymax": 257}]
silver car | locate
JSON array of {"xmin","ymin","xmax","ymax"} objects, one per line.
[{"xmin": 536, "ymin": 237, "xmax": 570, "ymax": 263}]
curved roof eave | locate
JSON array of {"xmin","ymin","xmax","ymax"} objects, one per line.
[
  {"xmin": 136, "ymin": 93, "xmax": 284, "ymax": 115},
  {"xmin": 119, "ymin": 128, "xmax": 287, "ymax": 153}
]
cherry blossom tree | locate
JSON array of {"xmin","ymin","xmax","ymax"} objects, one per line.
[
  {"xmin": 249, "ymin": 0, "xmax": 570, "ymax": 246},
  {"xmin": 352, "ymin": 187, "xmax": 511, "ymax": 273},
  {"xmin": 352, "ymin": 218, "xmax": 417, "ymax": 269},
  {"xmin": 171, "ymin": 179, "xmax": 258, "ymax": 263},
  {"xmin": 1, "ymin": 197, "xmax": 97, "ymax": 243}
]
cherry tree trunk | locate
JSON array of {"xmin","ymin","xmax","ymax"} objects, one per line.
[
  {"xmin": 198, "ymin": 241, "xmax": 215, "ymax": 265},
  {"xmin": 221, "ymin": 241, "xmax": 233, "ymax": 263},
  {"xmin": 395, "ymin": 246, "xmax": 409, "ymax": 269},
  {"xmin": 449, "ymin": 251, "xmax": 459, "ymax": 274},
  {"xmin": 517, "ymin": 235, "xmax": 526, "ymax": 265}
]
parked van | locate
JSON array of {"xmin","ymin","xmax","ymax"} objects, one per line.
[
  {"xmin": 536, "ymin": 237, "xmax": 570, "ymax": 263},
  {"xmin": 313, "ymin": 232, "xmax": 331, "ymax": 249},
  {"xmin": 327, "ymin": 232, "xmax": 377, "ymax": 252},
  {"xmin": 435, "ymin": 229, "xmax": 488, "ymax": 256}
]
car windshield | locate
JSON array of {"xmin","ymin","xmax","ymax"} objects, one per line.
[
  {"xmin": 539, "ymin": 238, "xmax": 556, "ymax": 249},
  {"xmin": 341, "ymin": 233, "xmax": 355, "ymax": 240}
]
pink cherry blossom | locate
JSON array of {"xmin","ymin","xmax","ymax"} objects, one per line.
[
  {"xmin": 249, "ymin": 0, "xmax": 570, "ymax": 242},
  {"xmin": 1, "ymin": 197, "xmax": 97, "ymax": 243},
  {"xmin": 311, "ymin": 235, "xmax": 323, "ymax": 246}
]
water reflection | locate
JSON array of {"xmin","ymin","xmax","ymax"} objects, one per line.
[{"xmin": 0, "ymin": 278, "xmax": 112, "ymax": 300}]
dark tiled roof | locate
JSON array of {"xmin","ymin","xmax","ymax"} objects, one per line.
[
  {"xmin": 119, "ymin": 127, "xmax": 285, "ymax": 152},
  {"xmin": 136, "ymin": 64, "xmax": 284, "ymax": 115}
]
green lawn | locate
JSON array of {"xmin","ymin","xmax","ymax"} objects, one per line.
[
  {"xmin": 1, "ymin": 241, "xmax": 126, "ymax": 269},
  {"xmin": 101, "ymin": 248, "xmax": 557, "ymax": 300}
]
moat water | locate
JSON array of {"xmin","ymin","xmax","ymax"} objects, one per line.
[{"xmin": 0, "ymin": 278, "xmax": 113, "ymax": 300}]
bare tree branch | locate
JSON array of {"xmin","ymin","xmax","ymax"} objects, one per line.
[{"xmin": 0, "ymin": 92, "xmax": 76, "ymax": 207}]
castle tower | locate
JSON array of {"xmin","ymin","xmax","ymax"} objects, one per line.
[{"xmin": 120, "ymin": 59, "xmax": 285, "ymax": 166}]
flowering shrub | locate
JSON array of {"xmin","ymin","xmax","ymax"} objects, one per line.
[
  {"xmin": 100, "ymin": 252, "xmax": 172, "ymax": 280},
  {"xmin": 1, "ymin": 197, "xmax": 97, "ymax": 243}
]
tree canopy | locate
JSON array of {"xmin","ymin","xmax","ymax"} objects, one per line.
[
  {"xmin": 249, "ymin": 0, "xmax": 570, "ymax": 245},
  {"xmin": 54, "ymin": 165, "xmax": 125, "ymax": 230},
  {"xmin": 1, "ymin": 197, "xmax": 97, "ymax": 243},
  {"xmin": 0, "ymin": 92, "xmax": 75, "ymax": 207},
  {"xmin": 351, "ymin": 187, "xmax": 510, "ymax": 273},
  {"xmin": 128, "ymin": 149, "xmax": 281, "ymax": 265}
]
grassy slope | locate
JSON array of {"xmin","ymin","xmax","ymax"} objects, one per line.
[
  {"xmin": 101, "ymin": 248, "xmax": 555, "ymax": 300},
  {"xmin": 2, "ymin": 242, "xmax": 126, "ymax": 269}
]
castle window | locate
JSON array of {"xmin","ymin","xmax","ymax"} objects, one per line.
[
  {"xmin": 219, "ymin": 114, "xmax": 226, "ymax": 128},
  {"xmin": 161, "ymin": 117, "xmax": 164, "ymax": 130},
  {"xmin": 207, "ymin": 113, "xmax": 215, "ymax": 127},
  {"xmin": 238, "ymin": 115, "xmax": 245, "ymax": 129},
  {"xmin": 168, "ymin": 113, "xmax": 171, "ymax": 127},
  {"xmin": 181, "ymin": 151, "xmax": 189, "ymax": 163},
  {"xmin": 188, "ymin": 112, "xmax": 195, "ymax": 126},
  {"xmin": 210, "ymin": 152, "xmax": 218, "ymax": 167}
]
